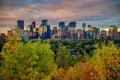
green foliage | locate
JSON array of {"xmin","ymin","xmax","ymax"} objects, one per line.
[
  {"xmin": 55, "ymin": 45, "xmax": 83, "ymax": 69},
  {"xmin": 0, "ymin": 34, "xmax": 22, "ymax": 79},
  {"xmin": 91, "ymin": 41, "xmax": 120, "ymax": 80},
  {"xmin": 0, "ymin": 37, "xmax": 56, "ymax": 79},
  {"xmin": 0, "ymin": 35, "xmax": 120, "ymax": 80},
  {"xmin": 54, "ymin": 41, "xmax": 120, "ymax": 80},
  {"xmin": 55, "ymin": 45, "xmax": 72, "ymax": 68}
]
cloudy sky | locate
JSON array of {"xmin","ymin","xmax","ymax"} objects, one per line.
[{"xmin": 0, "ymin": 0, "xmax": 120, "ymax": 33}]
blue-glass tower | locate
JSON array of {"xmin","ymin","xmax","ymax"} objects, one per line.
[
  {"xmin": 69, "ymin": 22, "xmax": 76, "ymax": 27},
  {"xmin": 17, "ymin": 20, "xmax": 24, "ymax": 30},
  {"xmin": 47, "ymin": 25, "xmax": 51, "ymax": 39},
  {"xmin": 82, "ymin": 23, "xmax": 86, "ymax": 31},
  {"xmin": 59, "ymin": 22, "xmax": 65, "ymax": 39},
  {"xmin": 42, "ymin": 19, "xmax": 48, "ymax": 26},
  {"xmin": 59, "ymin": 22, "xmax": 65, "ymax": 29}
]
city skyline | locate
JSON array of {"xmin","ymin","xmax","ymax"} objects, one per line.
[
  {"xmin": 0, "ymin": 0, "xmax": 120, "ymax": 33},
  {"xmin": 0, "ymin": 19, "xmax": 120, "ymax": 41},
  {"xmin": 0, "ymin": 20, "xmax": 120, "ymax": 33}
]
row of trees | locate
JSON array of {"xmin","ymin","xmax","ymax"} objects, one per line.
[
  {"xmin": 50, "ymin": 39, "xmax": 120, "ymax": 56},
  {"xmin": 0, "ymin": 35, "xmax": 120, "ymax": 80}
]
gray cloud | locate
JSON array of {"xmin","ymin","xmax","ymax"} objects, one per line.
[{"xmin": 0, "ymin": 0, "xmax": 120, "ymax": 28}]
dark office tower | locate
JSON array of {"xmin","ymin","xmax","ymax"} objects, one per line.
[
  {"xmin": 47, "ymin": 25, "xmax": 51, "ymax": 39},
  {"xmin": 17, "ymin": 20, "xmax": 24, "ymax": 30},
  {"xmin": 59, "ymin": 22, "xmax": 65, "ymax": 29},
  {"xmin": 59, "ymin": 22, "xmax": 65, "ymax": 39},
  {"xmin": 52, "ymin": 27, "xmax": 58, "ymax": 35},
  {"xmin": 96, "ymin": 28, "xmax": 100, "ymax": 35},
  {"xmin": 82, "ymin": 23, "xmax": 86, "ymax": 30},
  {"xmin": 32, "ymin": 21, "xmax": 35, "ymax": 28},
  {"xmin": 88, "ymin": 25, "xmax": 91, "ymax": 28},
  {"xmin": 87, "ymin": 24, "xmax": 91, "ymax": 30},
  {"xmin": 68, "ymin": 22, "xmax": 76, "ymax": 40},
  {"xmin": 69, "ymin": 22, "xmax": 76, "ymax": 27},
  {"xmin": 59, "ymin": 22, "xmax": 65, "ymax": 33},
  {"xmin": 69, "ymin": 22, "xmax": 76, "ymax": 33},
  {"xmin": 42, "ymin": 19, "xmax": 48, "ymax": 26}
]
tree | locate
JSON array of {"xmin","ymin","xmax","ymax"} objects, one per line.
[
  {"xmin": 92, "ymin": 41, "xmax": 120, "ymax": 80},
  {"xmin": 55, "ymin": 45, "xmax": 73, "ymax": 69},
  {"xmin": 0, "ymin": 34, "xmax": 22, "ymax": 79},
  {"xmin": 0, "ymin": 38, "xmax": 57, "ymax": 79}
]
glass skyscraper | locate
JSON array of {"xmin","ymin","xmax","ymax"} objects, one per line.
[{"xmin": 17, "ymin": 20, "xmax": 24, "ymax": 30}]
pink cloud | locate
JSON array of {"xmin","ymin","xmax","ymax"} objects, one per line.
[{"xmin": 0, "ymin": 0, "xmax": 120, "ymax": 28}]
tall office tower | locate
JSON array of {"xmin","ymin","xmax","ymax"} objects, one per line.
[
  {"xmin": 69, "ymin": 22, "xmax": 76, "ymax": 32},
  {"xmin": 23, "ymin": 30, "xmax": 29, "ymax": 41},
  {"xmin": 96, "ymin": 28, "xmax": 100, "ymax": 35},
  {"xmin": 109, "ymin": 25, "xmax": 117, "ymax": 32},
  {"xmin": 91, "ymin": 27, "xmax": 97, "ymax": 39},
  {"xmin": 87, "ymin": 27, "xmax": 94, "ymax": 40},
  {"xmin": 69, "ymin": 22, "xmax": 76, "ymax": 27},
  {"xmin": 52, "ymin": 27, "xmax": 58, "ymax": 35},
  {"xmin": 100, "ymin": 30, "xmax": 107, "ymax": 40},
  {"xmin": 68, "ymin": 22, "xmax": 76, "ymax": 39},
  {"xmin": 59, "ymin": 22, "xmax": 65, "ymax": 29},
  {"xmin": 64, "ymin": 26, "xmax": 69, "ymax": 39},
  {"xmin": 31, "ymin": 21, "xmax": 36, "ymax": 32},
  {"xmin": 77, "ymin": 29, "xmax": 82, "ymax": 39},
  {"xmin": 17, "ymin": 20, "xmax": 24, "ymax": 30},
  {"xmin": 96, "ymin": 28, "xmax": 100, "ymax": 39},
  {"xmin": 47, "ymin": 25, "xmax": 51, "ymax": 39},
  {"xmin": 42, "ymin": 19, "xmax": 48, "ymax": 26},
  {"xmin": 82, "ymin": 23, "xmax": 86, "ymax": 31},
  {"xmin": 38, "ymin": 24, "xmax": 45, "ymax": 36},
  {"xmin": 32, "ymin": 21, "xmax": 36, "ymax": 28},
  {"xmin": 108, "ymin": 25, "xmax": 118, "ymax": 40},
  {"xmin": 88, "ymin": 25, "xmax": 91, "ymax": 27},
  {"xmin": 38, "ymin": 24, "xmax": 47, "ymax": 39},
  {"xmin": 58, "ymin": 22, "xmax": 65, "ymax": 39},
  {"xmin": 38, "ymin": 20, "xmax": 50, "ymax": 39},
  {"xmin": 27, "ymin": 25, "xmax": 33, "ymax": 32},
  {"xmin": 88, "ymin": 25, "xmax": 91, "ymax": 30}
]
